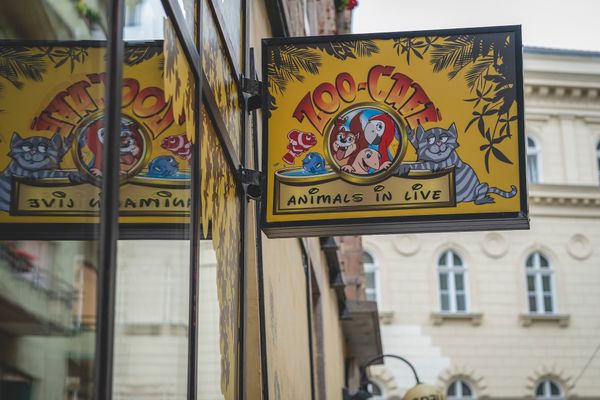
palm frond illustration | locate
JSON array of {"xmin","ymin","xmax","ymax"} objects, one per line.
[
  {"xmin": 124, "ymin": 46, "xmax": 162, "ymax": 66},
  {"xmin": 268, "ymin": 45, "xmax": 322, "ymax": 98},
  {"xmin": 0, "ymin": 47, "xmax": 47, "ymax": 91},
  {"xmin": 427, "ymin": 33, "xmax": 517, "ymax": 172},
  {"xmin": 268, "ymin": 40, "xmax": 379, "ymax": 110},
  {"xmin": 393, "ymin": 36, "xmax": 438, "ymax": 64},
  {"xmin": 37, "ymin": 46, "xmax": 89, "ymax": 73}
]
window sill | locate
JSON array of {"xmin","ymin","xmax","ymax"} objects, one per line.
[
  {"xmin": 379, "ymin": 311, "xmax": 394, "ymax": 325},
  {"xmin": 519, "ymin": 313, "xmax": 570, "ymax": 327},
  {"xmin": 430, "ymin": 311, "xmax": 483, "ymax": 326}
]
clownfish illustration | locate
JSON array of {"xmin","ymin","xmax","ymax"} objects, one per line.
[
  {"xmin": 161, "ymin": 133, "xmax": 192, "ymax": 161},
  {"xmin": 282, "ymin": 130, "xmax": 317, "ymax": 165}
]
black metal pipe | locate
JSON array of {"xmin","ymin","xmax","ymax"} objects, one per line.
[
  {"xmin": 248, "ymin": 47, "xmax": 270, "ymax": 400},
  {"xmin": 361, "ymin": 354, "xmax": 421, "ymax": 385},
  {"xmin": 93, "ymin": 0, "xmax": 125, "ymax": 398}
]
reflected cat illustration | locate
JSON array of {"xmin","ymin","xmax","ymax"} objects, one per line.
[{"xmin": 0, "ymin": 131, "xmax": 77, "ymax": 211}]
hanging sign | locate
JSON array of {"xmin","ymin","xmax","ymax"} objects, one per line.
[
  {"xmin": 262, "ymin": 25, "xmax": 529, "ymax": 238},
  {"xmin": 0, "ymin": 41, "xmax": 190, "ymax": 239}
]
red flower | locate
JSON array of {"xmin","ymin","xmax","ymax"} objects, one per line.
[{"xmin": 347, "ymin": 0, "xmax": 358, "ymax": 10}]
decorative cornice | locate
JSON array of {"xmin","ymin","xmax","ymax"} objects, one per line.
[
  {"xmin": 525, "ymin": 84, "xmax": 600, "ymax": 101},
  {"xmin": 528, "ymin": 184, "xmax": 600, "ymax": 216}
]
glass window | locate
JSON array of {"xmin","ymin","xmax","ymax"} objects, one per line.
[
  {"xmin": 535, "ymin": 379, "xmax": 563, "ymax": 400},
  {"xmin": 363, "ymin": 251, "xmax": 380, "ymax": 304},
  {"xmin": 525, "ymin": 252, "xmax": 556, "ymax": 314},
  {"xmin": 438, "ymin": 250, "xmax": 469, "ymax": 313},
  {"xmin": 447, "ymin": 379, "xmax": 476, "ymax": 400},
  {"xmin": 527, "ymin": 136, "xmax": 540, "ymax": 184}
]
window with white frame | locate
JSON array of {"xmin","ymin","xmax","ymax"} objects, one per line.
[
  {"xmin": 363, "ymin": 251, "xmax": 379, "ymax": 304},
  {"xmin": 596, "ymin": 141, "xmax": 600, "ymax": 184},
  {"xmin": 527, "ymin": 136, "xmax": 540, "ymax": 184},
  {"xmin": 437, "ymin": 250, "xmax": 468, "ymax": 312},
  {"xmin": 526, "ymin": 252, "xmax": 555, "ymax": 314},
  {"xmin": 535, "ymin": 379, "xmax": 564, "ymax": 400},
  {"xmin": 447, "ymin": 379, "xmax": 476, "ymax": 400}
]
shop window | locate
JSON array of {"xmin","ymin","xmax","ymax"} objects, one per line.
[
  {"xmin": 438, "ymin": 250, "xmax": 469, "ymax": 313},
  {"xmin": 525, "ymin": 252, "xmax": 555, "ymax": 314},
  {"xmin": 363, "ymin": 251, "xmax": 380, "ymax": 304},
  {"xmin": 527, "ymin": 136, "xmax": 541, "ymax": 184},
  {"xmin": 447, "ymin": 379, "xmax": 476, "ymax": 400},
  {"xmin": 535, "ymin": 379, "xmax": 563, "ymax": 400}
]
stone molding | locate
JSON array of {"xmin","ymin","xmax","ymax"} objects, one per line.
[
  {"xmin": 524, "ymin": 367, "xmax": 577, "ymax": 399},
  {"xmin": 519, "ymin": 313, "xmax": 570, "ymax": 328},
  {"xmin": 528, "ymin": 184, "xmax": 600, "ymax": 216},
  {"xmin": 525, "ymin": 84, "xmax": 600, "ymax": 101},
  {"xmin": 430, "ymin": 312, "xmax": 483, "ymax": 326},
  {"xmin": 437, "ymin": 365, "xmax": 490, "ymax": 399}
]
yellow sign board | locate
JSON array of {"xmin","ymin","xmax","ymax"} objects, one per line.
[
  {"xmin": 262, "ymin": 26, "xmax": 529, "ymax": 237},
  {"xmin": 0, "ymin": 41, "xmax": 190, "ymax": 239}
]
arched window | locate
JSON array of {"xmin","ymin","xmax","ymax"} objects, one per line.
[
  {"xmin": 367, "ymin": 380, "xmax": 385, "ymax": 400},
  {"xmin": 447, "ymin": 379, "xmax": 476, "ymax": 400},
  {"xmin": 526, "ymin": 252, "xmax": 555, "ymax": 314},
  {"xmin": 527, "ymin": 136, "xmax": 540, "ymax": 184},
  {"xmin": 363, "ymin": 251, "xmax": 379, "ymax": 304},
  {"xmin": 535, "ymin": 379, "xmax": 563, "ymax": 400},
  {"xmin": 438, "ymin": 250, "xmax": 468, "ymax": 312},
  {"xmin": 596, "ymin": 141, "xmax": 600, "ymax": 184}
]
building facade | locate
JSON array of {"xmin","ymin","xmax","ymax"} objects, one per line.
[{"xmin": 364, "ymin": 48, "xmax": 600, "ymax": 399}]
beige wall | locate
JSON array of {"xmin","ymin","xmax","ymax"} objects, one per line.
[{"xmin": 364, "ymin": 49, "xmax": 600, "ymax": 399}]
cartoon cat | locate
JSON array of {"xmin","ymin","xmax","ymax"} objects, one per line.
[
  {"xmin": 397, "ymin": 123, "xmax": 517, "ymax": 204},
  {"xmin": 147, "ymin": 155, "xmax": 179, "ymax": 177},
  {"xmin": 0, "ymin": 131, "xmax": 78, "ymax": 211}
]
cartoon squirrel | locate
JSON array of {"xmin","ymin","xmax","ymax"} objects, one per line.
[{"xmin": 331, "ymin": 117, "xmax": 359, "ymax": 166}]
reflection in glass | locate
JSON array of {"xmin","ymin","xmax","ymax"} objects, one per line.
[{"xmin": 0, "ymin": 241, "xmax": 97, "ymax": 400}]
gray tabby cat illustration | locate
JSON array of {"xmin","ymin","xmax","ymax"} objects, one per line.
[
  {"xmin": 397, "ymin": 123, "xmax": 517, "ymax": 205},
  {"xmin": 0, "ymin": 131, "xmax": 78, "ymax": 211}
]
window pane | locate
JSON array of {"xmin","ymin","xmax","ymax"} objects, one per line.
[
  {"xmin": 542, "ymin": 276, "xmax": 551, "ymax": 292},
  {"xmin": 364, "ymin": 271, "xmax": 375, "ymax": 289},
  {"xmin": 455, "ymin": 273, "xmax": 465, "ymax": 291},
  {"xmin": 529, "ymin": 295, "xmax": 538, "ymax": 312},
  {"xmin": 447, "ymin": 381, "xmax": 457, "ymax": 396},
  {"xmin": 527, "ymin": 155, "xmax": 539, "ymax": 183},
  {"xmin": 527, "ymin": 275, "xmax": 536, "ymax": 291},
  {"xmin": 452, "ymin": 252, "xmax": 462, "ymax": 267},
  {"xmin": 549, "ymin": 381, "xmax": 560, "ymax": 395},
  {"xmin": 544, "ymin": 295, "xmax": 554, "ymax": 313},
  {"xmin": 366, "ymin": 290, "xmax": 377, "ymax": 302},
  {"xmin": 526, "ymin": 254, "xmax": 535, "ymax": 268},
  {"xmin": 439, "ymin": 273, "xmax": 449, "ymax": 290},
  {"xmin": 540, "ymin": 254, "xmax": 550, "ymax": 268},
  {"xmin": 536, "ymin": 382, "xmax": 545, "ymax": 396},
  {"xmin": 439, "ymin": 252, "xmax": 447, "ymax": 266},
  {"xmin": 456, "ymin": 294, "xmax": 466, "ymax": 311},
  {"xmin": 441, "ymin": 294, "xmax": 450, "ymax": 311},
  {"xmin": 462, "ymin": 381, "xmax": 472, "ymax": 396},
  {"xmin": 363, "ymin": 251, "xmax": 374, "ymax": 264}
]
